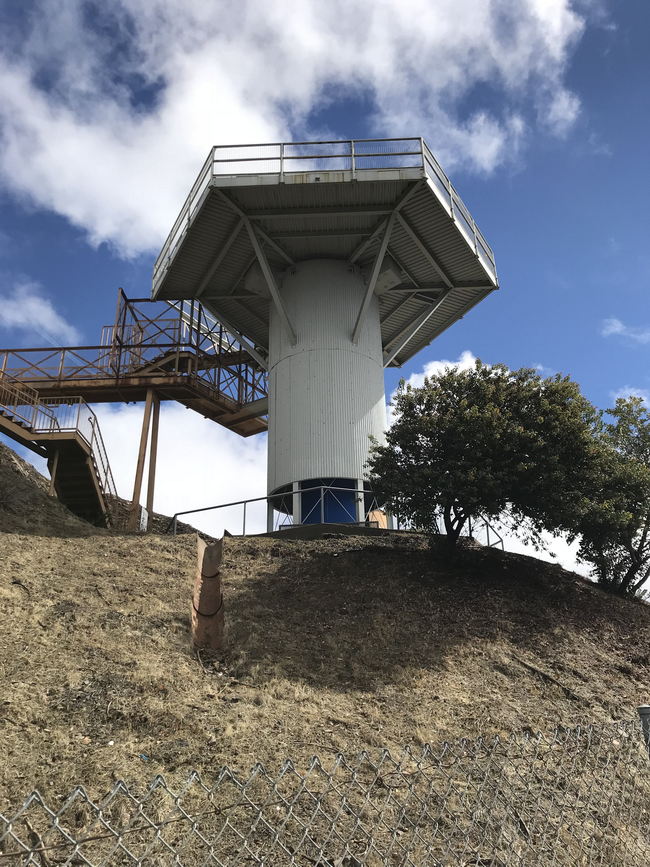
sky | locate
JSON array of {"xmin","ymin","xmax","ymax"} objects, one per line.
[{"xmin": 0, "ymin": 0, "xmax": 648, "ymax": 570}]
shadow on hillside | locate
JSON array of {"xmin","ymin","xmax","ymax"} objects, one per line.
[
  {"xmin": 226, "ymin": 540, "xmax": 646, "ymax": 694},
  {"xmin": 0, "ymin": 510, "xmax": 104, "ymax": 538}
]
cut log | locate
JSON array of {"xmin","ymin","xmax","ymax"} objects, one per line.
[{"xmin": 191, "ymin": 535, "xmax": 225, "ymax": 652}]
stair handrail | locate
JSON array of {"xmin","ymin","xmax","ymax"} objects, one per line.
[
  {"xmin": 37, "ymin": 398, "xmax": 118, "ymax": 503},
  {"xmin": 86, "ymin": 410, "xmax": 118, "ymax": 501},
  {"xmin": 0, "ymin": 373, "xmax": 56, "ymax": 430},
  {"xmin": 0, "ymin": 374, "xmax": 117, "ymax": 503},
  {"xmin": 0, "ymin": 339, "xmax": 267, "ymax": 411}
]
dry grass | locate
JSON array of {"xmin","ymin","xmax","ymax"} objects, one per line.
[{"xmin": 1, "ymin": 441, "xmax": 649, "ymax": 816}]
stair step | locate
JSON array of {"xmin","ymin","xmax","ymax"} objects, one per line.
[{"xmin": 0, "ymin": 413, "xmax": 30, "ymax": 428}]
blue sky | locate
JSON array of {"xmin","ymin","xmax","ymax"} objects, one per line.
[{"xmin": 0, "ymin": 0, "xmax": 648, "ymax": 557}]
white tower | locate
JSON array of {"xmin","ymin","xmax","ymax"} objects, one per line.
[{"xmin": 152, "ymin": 139, "xmax": 498, "ymax": 526}]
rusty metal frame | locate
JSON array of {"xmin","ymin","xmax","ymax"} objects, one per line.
[{"xmin": 0, "ymin": 291, "xmax": 268, "ymax": 420}]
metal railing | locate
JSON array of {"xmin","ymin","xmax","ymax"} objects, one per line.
[
  {"xmin": 166, "ymin": 485, "xmax": 504, "ymax": 549},
  {"xmin": 1, "ymin": 712, "xmax": 648, "ymax": 865},
  {"xmin": 167, "ymin": 484, "xmax": 385, "ymax": 536},
  {"xmin": 0, "ymin": 376, "xmax": 42, "ymax": 428},
  {"xmin": 0, "ymin": 294, "xmax": 267, "ymax": 414},
  {"xmin": 152, "ymin": 137, "xmax": 497, "ymax": 292},
  {"xmin": 78, "ymin": 404, "xmax": 117, "ymax": 503},
  {"xmin": 0, "ymin": 375, "xmax": 117, "ymax": 501}
]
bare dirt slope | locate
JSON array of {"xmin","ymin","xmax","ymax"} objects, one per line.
[{"xmin": 1, "ymin": 441, "xmax": 649, "ymax": 813}]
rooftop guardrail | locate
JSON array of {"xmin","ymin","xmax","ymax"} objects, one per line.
[{"xmin": 152, "ymin": 138, "xmax": 497, "ymax": 293}]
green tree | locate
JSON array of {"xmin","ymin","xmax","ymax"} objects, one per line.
[
  {"xmin": 367, "ymin": 360, "xmax": 606, "ymax": 548},
  {"xmin": 578, "ymin": 396, "xmax": 650, "ymax": 596}
]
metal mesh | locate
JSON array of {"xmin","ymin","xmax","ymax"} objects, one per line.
[{"xmin": 1, "ymin": 719, "xmax": 648, "ymax": 865}]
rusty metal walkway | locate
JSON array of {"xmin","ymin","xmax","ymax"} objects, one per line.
[
  {"xmin": 0, "ymin": 290, "xmax": 268, "ymax": 438},
  {"xmin": 0, "ymin": 290, "xmax": 268, "ymax": 528},
  {"xmin": 0, "ymin": 376, "xmax": 117, "ymax": 525}
]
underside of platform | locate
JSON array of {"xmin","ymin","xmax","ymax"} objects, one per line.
[{"xmin": 152, "ymin": 139, "xmax": 498, "ymax": 369}]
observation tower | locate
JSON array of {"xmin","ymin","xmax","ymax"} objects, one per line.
[{"xmin": 152, "ymin": 139, "xmax": 498, "ymax": 528}]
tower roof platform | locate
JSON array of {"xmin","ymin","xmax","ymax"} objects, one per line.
[{"xmin": 152, "ymin": 138, "xmax": 498, "ymax": 368}]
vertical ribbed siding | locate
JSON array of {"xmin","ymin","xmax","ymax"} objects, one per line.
[{"xmin": 268, "ymin": 260, "xmax": 386, "ymax": 494}]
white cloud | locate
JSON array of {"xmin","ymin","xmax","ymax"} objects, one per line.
[
  {"xmin": 534, "ymin": 362, "xmax": 556, "ymax": 377},
  {"xmin": 543, "ymin": 87, "xmax": 581, "ymax": 136},
  {"xmin": 94, "ymin": 402, "xmax": 269, "ymax": 536},
  {"xmin": 403, "ymin": 349, "xmax": 478, "ymax": 390},
  {"xmin": 0, "ymin": 281, "xmax": 81, "ymax": 344},
  {"xmin": 611, "ymin": 386, "xmax": 649, "ymax": 407},
  {"xmin": 386, "ymin": 350, "xmax": 477, "ymax": 425},
  {"xmin": 0, "ymin": 0, "xmax": 590, "ymax": 257},
  {"xmin": 602, "ymin": 318, "xmax": 650, "ymax": 344}
]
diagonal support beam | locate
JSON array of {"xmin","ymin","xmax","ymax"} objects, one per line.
[
  {"xmin": 214, "ymin": 189, "xmax": 295, "ymax": 265},
  {"xmin": 228, "ymin": 254, "xmax": 258, "ymax": 296},
  {"xmin": 244, "ymin": 220, "xmax": 297, "ymax": 345},
  {"xmin": 255, "ymin": 228, "xmax": 296, "ymax": 267},
  {"xmin": 352, "ymin": 212, "xmax": 396, "ymax": 344},
  {"xmin": 232, "ymin": 296, "xmax": 268, "ymax": 328},
  {"xmin": 383, "ymin": 290, "xmax": 451, "ymax": 367},
  {"xmin": 384, "ymin": 282, "xmax": 447, "ymax": 294},
  {"xmin": 201, "ymin": 301, "xmax": 268, "ymax": 368},
  {"xmin": 196, "ymin": 219, "xmax": 243, "ymax": 298},
  {"xmin": 396, "ymin": 213, "xmax": 454, "ymax": 289},
  {"xmin": 348, "ymin": 217, "xmax": 390, "ymax": 265},
  {"xmin": 385, "ymin": 244, "xmax": 419, "ymax": 289},
  {"xmin": 380, "ymin": 294, "xmax": 415, "ymax": 328},
  {"xmin": 348, "ymin": 181, "xmax": 423, "ymax": 265}
]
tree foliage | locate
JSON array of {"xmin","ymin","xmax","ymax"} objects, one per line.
[
  {"xmin": 367, "ymin": 361, "xmax": 607, "ymax": 548},
  {"xmin": 577, "ymin": 396, "xmax": 650, "ymax": 596}
]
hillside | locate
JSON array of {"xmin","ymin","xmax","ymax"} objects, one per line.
[{"xmin": 1, "ymin": 440, "xmax": 649, "ymax": 818}]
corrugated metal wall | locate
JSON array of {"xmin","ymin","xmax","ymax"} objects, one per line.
[{"xmin": 268, "ymin": 260, "xmax": 386, "ymax": 494}]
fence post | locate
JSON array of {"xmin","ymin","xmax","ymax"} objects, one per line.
[
  {"xmin": 639, "ymin": 706, "xmax": 650, "ymax": 757},
  {"xmin": 191, "ymin": 535, "xmax": 225, "ymax": 652}
]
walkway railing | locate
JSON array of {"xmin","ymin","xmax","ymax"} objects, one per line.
[
  {"xmin": 0, "ymin": 294, "xmax": 267, "ymax": 412},
  {"xmin": 0, "ymin": 374, "xmax": 117, "ymax": 501},
  {"xmin": 166, "ymin": 484, "xmax": 504, "ymax": 549},
  {"xmin": 167, "ymin": 485, "xmax": 385, "ymax": 536},
  {"xmin": 152, "ymin": 137, "xmax": 497, "ymax": 293}
]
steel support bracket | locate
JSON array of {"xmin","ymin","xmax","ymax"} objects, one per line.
[
  {"xmin": 396, "ymin": 213, "xmax": 454, "ymax": 289},
  {"xmin": 383, "ymin": 289, "xmax": 451, "ymax": 367},
  {"xmin": 196, "ymin": 219, "xmax": 243, "ymax": 297},
  {"xmin": 245, "ymin": 220, "xmax": 298, "ymax": 345},
  {"xmin": 351, "ymin": 212, "xmax": 396, "ymax": 345}
]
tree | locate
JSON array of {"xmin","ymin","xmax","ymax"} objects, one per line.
[
  {"xmin": 367, "ymin": 360, "xmax": 607, "ymax": 548},
  {"xmin": 578, "ymin": 396, "xmax": 650, "ymax": 596}
]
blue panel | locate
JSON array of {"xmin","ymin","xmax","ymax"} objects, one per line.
[{"xmin": 300, "ymin": 478, "xmax": 357, "ymax": 524}]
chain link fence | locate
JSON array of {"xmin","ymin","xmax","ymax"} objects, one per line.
[{"xmin": 1, "ymin": 716, "xmax": 649, "ymax": 866}]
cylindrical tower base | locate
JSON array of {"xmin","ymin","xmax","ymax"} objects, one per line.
[{"xmin": 267, "ymin": 259, "xmax": 386, "ymax": 524}]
